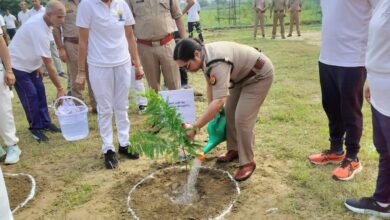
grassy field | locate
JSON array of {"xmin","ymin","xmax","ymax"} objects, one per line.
[
  {"xmin": 4, "ymin": 25, "xmax": 381, "ymax": 220},
  {"xmin": 184, "ymin": 1, "xmax": 322, "ymax": 29}
]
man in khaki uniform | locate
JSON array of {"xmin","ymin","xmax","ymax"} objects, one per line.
[
  {"xmin": 253, "ymin": 0, "xmax": 268, "ymax": 38},
  {"xmin": 53, "ymin": 0, "xmax": 96, "ymax": 111},
  {"xmin": 287, "ymin": 0, "xmax": 302, "ymax": 37},
  {"xmin": 127, "ymin": 0, "xmax": 186, "ymax": 91},
  {"xmin": 270, "ymin": 0, "xmax": 287, "ymax": 39}
]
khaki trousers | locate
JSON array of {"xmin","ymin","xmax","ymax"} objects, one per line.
[
  {"xmin": 253, "ymin": 11, "xmax": 265, "ymax": 38},
  {"xmin": 289, "ymin": 10, "xmax": 301, "ymax": 35},
  {"xmin": 137, "ymin": 40, "xmax": 181, "ymax": 91},
  {"xmin": 272, "ymin": 11, "xmax": 285, "ymax": 38},
  {"xmin": 225, "ymin": 73, "xmax": 273, "ymax": 166},
  {"xmin": 64, "ymin": 41, "xmax": 96, "ymax": 108}
]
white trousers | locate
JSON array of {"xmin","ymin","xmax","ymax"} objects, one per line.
[
  {"xmin": 89, "ymin": 62, "xmax": 132, "ymax": 153},
  {"xmin": 130, "ymin": 66, "xmax": 147, "ymax": 106},
  {"xmin": 0, "ymin": 167, "xmax": 13, "ymax": 220},
  {"xmin": 0, "ymin": 65, "xmax": 19, "ymax": 148}
]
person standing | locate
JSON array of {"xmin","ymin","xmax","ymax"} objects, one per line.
[
  {"xmin": 0, "ymin": 23, "xmax": 22, "ymax": 164},
  {"xmin": 53, "ymin": 0, "xmax": 97, "ymax": 112},
  {"xmin": 253, "ymin": 0, "xmax": 267, "ymax": 38},
  {"xmin": 0, "ymin": 167, "xmax": 13, "ymax": 220},
  {"xmin": 3, "ymin": 10, "xmax": 17, "ymax": 40},
  {"xmin": 344, "ymin": 0, "xmax": 390, "ymax": 217},
  {"xmin": 18, "ymin": 1, "xmax": 30, "ymax": 26},
  {"xmin": 183, "ymin": 0, "xmax": 203, "ymax": 42},
  {"xmin": 270, "ymin": 0, "xmax": 287, "ymax": 39},
  {"xmin": 8, "ymin": 0, "xmax": 66, "ymax": 142},
  {"xmin": 30, "ymin": 0, "xmax": 66, "ymax": 78},
  {"xmin": 0, "ymin": 14, "xmax": 8, "ymax": 45},
  {"xmin": 76, "ymin": 0, "xmax": 144, "ymax": 169},
  {"xmin": 176, "ymin": 39, "xmax": 274, "ymax": 181},
  {"xmin": 127, "ymin": 0, "xmax": 186, "ymax": 91},
  {"xmin": 308, "ymin": 0, "xmax": 373, "ymax": 181},
  {"xmin": 287, "ymin": 0, "xmax": 302, "ymax": 37}
]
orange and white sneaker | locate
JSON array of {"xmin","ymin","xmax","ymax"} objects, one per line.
[
  {"xmin": 332, "ymin": 158, "xmax": 363, "ymax": 181},
  {"xmin": 308, "ymin": 150, "xmax": 345, "ymax": 165}
]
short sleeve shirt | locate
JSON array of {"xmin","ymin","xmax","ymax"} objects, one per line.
[
  {"xmin": 8, "ymin": 14, "xmax": 51, "ymax": 73},
  {"xmin": 18, "ymin": 10, "xmax": 30, "ymax": 25},
  {"xmin": 29, "ymin": 6, "xmax": 46, "ymax": 18},
  {"xmin": 254, "ymin": 0, "xmax": 267, "ymax": 11},
  {"xmin": 188, "ymin": 2, "xmax": 200, "ymax": 22},
  {"xmin": 76, "ymin": 0, "xmax": 135, "ymax": 67},
  {"xmin": 4, "ymin": 15, "xmax": 17, "ymax": 29},
  {"xmin": 61, "ymin": 0, "xmax": 79, "ymax": 37},
  {"xmin": 202, "ymin": 42, "xmax": 262, "ymax": 99},
  {"xmin": 128, "ymin": 0, "xmax": 183, "ymax": 40},
  {"xmin": 289, "ymin": 0, "xmax": 301, "ymax": 11}
]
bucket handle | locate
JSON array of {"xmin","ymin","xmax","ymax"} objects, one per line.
[{"xmin": 53, "ymin": 96, "xmax": 88, "ymax": 112}]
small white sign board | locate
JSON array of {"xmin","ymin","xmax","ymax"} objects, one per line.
[{"xmin": 159, "ymin": 89, "xmax": 196, "ymax": 123}]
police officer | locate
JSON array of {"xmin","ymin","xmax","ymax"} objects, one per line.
[
  {"xmin": 175, "ymin": 39, "xmax": 274, "ymax": 181},
  {"xmin": 287, "ymin": 0, "xmax": 302, "ymax": 37},
  {"xmin": 53, "ymin": 0, "xmax": 96, "ymax": 112},
  {"xmin": 253, "ymin": 0, "xmax": 268, "ymax": 38},
  {"xmin": 127, "ymin": 0, "xmax": 187, "ymax": 91},
  {"xmin": 270, "ymin": 0, "xmax": 287, "ymax": 39}
]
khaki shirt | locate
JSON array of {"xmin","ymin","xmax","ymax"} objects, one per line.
[
  {"xmin": 127, "ymin": 0, "xmax": 182, "ymax": 41},
  {"xmin": 254, "ymin": 0, "xmax": 267, "ymax": 11},
  {"xmin": 271, "ymin": 0, "xmax": 287, "ymax": 11},
  {"xmin": 61, "ymin": 0, "xmax": 79, "ymax": 37},
  {"xmin": 202, "ymin": 42, "xmax": 273, "ymax": 100},
  {"xmin": 289, "ymin": 0, "xmax": 302, "ymax": 11}
]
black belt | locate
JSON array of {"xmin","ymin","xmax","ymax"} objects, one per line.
[{"xmin": 229, "ymin": 58, "xmax": 265, "ymax": 89}]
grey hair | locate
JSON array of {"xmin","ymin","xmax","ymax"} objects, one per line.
[{"xmin": 45, "ymin": 0, "xmax": 65, "ymax": 14}]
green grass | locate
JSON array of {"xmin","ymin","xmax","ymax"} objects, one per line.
[{"xmin": 5, "ymin": 26, "xmax": 379, "ymax": 219}]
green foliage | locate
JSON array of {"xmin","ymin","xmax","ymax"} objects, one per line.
[{"xmin": 129, "ymin": 90, "xmax": 202, "ymax": 161}]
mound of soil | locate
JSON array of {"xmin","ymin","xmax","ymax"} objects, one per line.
[
  {"xmin": 129, "ymin": 167, "xmax": 238, "ymax": 220},
  {"xmin": 4, "ymin": 175, "xmax": 32, "ymax": 210}
]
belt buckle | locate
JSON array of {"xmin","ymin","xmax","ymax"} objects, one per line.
[{"xmin": 151, "ymin": 41, "xmax": 161, "ymax": 47}]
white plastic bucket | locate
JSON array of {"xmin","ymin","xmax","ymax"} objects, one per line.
[{"xmin": 54, "ymin": 96, "xmax": 89, "ymax": 141}]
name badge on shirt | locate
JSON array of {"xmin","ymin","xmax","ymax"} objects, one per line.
[{"xmin": 117, "ymin": 10, "xmax": 124, "ymax": 21}]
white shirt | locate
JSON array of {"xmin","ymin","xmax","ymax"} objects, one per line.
[
  {"xmin": 0, "ymin": 15, "xmax": 5, "ymax": 27},
  {"xmin": 76, "ymin": 0, "xmax": 135, "ymax": 67},
  {"xmin": 4, "ymin": 14, "xmax": 17, "ymax": 29},
  {"xmin": 366, "ymin": 0, "xmax": 390, "ymax": 116},
  {"xmin": 18, "ymin": 10, "xmax": 30, "ymax": 25},
  {"xmin": 29, "ymin": 6, "xmax": 46, "ymax": 18},
  {"xmin": 187, "ymin": 1, "xmax": 201, "ymax": 22},
  {"xmin": 319, "ymin": 0, "xmax": 373, "ymax": 67},
  {"xmin": 9, "ymin": 14, "xmax": 52, "ymax": 73}
]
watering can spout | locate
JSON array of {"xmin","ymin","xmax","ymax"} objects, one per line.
[{"xmin": 201, "ymin": 108, "xmax": 226, "ymax": 156}]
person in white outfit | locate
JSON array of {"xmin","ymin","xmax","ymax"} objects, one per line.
[
  {"xmin": 18, "ymin": 1, "xmax": 30, "ymax": 26},
  {"xmin": 76, "ymin": 0, "xmax": 144, "ymax": 169},
  {"xmin": 0, "ymin": 167, "xmax": 13, "ymax": 220},
  {"xmin": 0, "ymin": 25, "xmax": 22, "ymax": 164},
  {"xmin": 130, "ymin": 65, "xmax": 147, "ymax": 114}
]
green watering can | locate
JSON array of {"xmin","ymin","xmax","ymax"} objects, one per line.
[{"xmin": 197, "ymin": 108, "xmax": 226, "ymax": 160}]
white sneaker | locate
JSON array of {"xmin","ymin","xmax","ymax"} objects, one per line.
[
  {"xmin": 5, "ymin": 145, "xmax": 21, "ymax": 165},
  {"xmin": 0, "ymin": 147, "xmax": 6, "ymax": 158}
]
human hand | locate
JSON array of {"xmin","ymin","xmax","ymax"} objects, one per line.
[
  {"xmin": 4, "ymin": 70, "xmax": 15, "ymax": 86},
  {"xmin": 134, "ymin": 65, "xmax": 144, "ymax": 80},
  {"xmin": 59, "ymin": 47, "xmax": 68, "ymax": 63},
  {"xmin": 182, "ymin": 123, "xmax": 197, "ymax": 139},
  {"xmin": 36, "ymin": 68, "xmax": 44, "ymax": 79},
  {"xmin": 56, "ymin": 87, "xmax": 66, "ymax": 98},
  {"xmin": 364, "ymin": 87, "xmax": 370, "ymax": 103},
  {"xmin": 75, "ymin": 74, "xmax": 86, "ymax": 91}
]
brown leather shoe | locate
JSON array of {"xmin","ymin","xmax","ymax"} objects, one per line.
[
  {"xmin": 234, "ymin": 162, "xmax": 256, "ymax": 182},
  {"xmin": 217, "ymin": 150, "xmax": 239, "ymax": 163}
]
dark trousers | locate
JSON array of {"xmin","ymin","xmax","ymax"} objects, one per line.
[
  {"xmin": 174, "ymin": 31, "xmax": 188, "ymax": 86},
  {"xmin": 188, "ymin": 21, "xmax": 204, "ymax": 42},
  {"xmin": 6, "ymin": 28, "xmax": 15, "ymax": 40},
  {"xmin": 13, "ymin": 68, "xmax": 51, "ymax": 130},
  {"xmin": 372, "ymin": 106, "xmax": 390, "ymax": 203},
  {"xmin": 319, "ymin": 62, "xmax": 366, "ymax": 159}
]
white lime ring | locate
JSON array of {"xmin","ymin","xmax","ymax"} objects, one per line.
[
  {"xmin": 127, "ymin": 166, "xmax": 240, "ymax": 220},
  {"xmin": 4, "ymin": 172, "xmax": 36, "ymax": 213}
]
